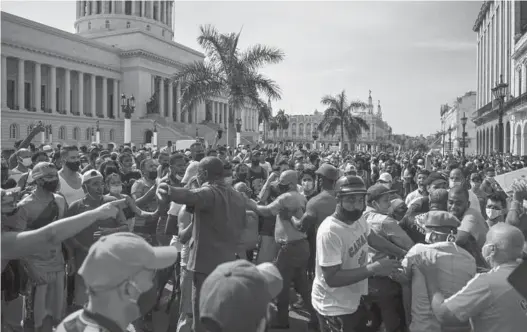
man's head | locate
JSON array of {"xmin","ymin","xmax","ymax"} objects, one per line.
[
  {"xmin": 61, "ymin": 145, "xmax": 81, "ymax": 172},
  {"xmin": 335, "ymin": 175, "xmax": 368, "ymax": 223},
  {"xmin": 422, "ymin": 210, "xmax": 460, "ymax": 244},
  {"xmin": 482, "ymin": 223, "xmax": 525, "ymax": 268},
  {"xmin": 416, "ymin": 169, "xmax": 430, "ymax": 189},
  {"xmin": 378, "ymin": 172, "xmax": 393, "ymax": 189},
  {"xmin": 486, "ymin": 193, "xmax": 507, "ymax": 222},
  {"xmin": 190, "ymin": 142, "xmax": 205, "ymax": 162},
  {"xmin": 470, "ymin": 172, "xmax": 482, "ymax": 190},
  {"xmin": 300, "ymin": 168, "xmax": 316, "ymax": 193},
  {"xmin": 315, "ymin": 163, "xmax": 339, "ymax": 191},
  {"xmin": 448, "ymin": 185, "xmax": 470, "ymax": 219},
  {"xmin": 82, "ymin": 170, "xmax": 104, "ymax": 200},
  {"xmin": 32, "ymin": 162, "xmax": 60, "ymax": 193},
  {"xmin": 425, "ymin": 172, "xmax": 448, "ymax": 194},
  {"xmin": 79, "ymin": 232, "xmax": 178, "ymax": 323},
  {"xmin": 197, "ymin": 157, "xmax": 225, "ymax": 184},
  {"xmin": 367, "ymin": 183, "xmax": 396, "ymax": 215},
  {"xmin": 251, "ymin": 151, "xmax": 261, "ymax": 166},
  {"xmin": 278, "ymin": 170, "xmax": 298, "ymax": 193},
  {"xmin": 16, "ymin": 148, "xmax": 32, "ymax": 168},
  {"xmin": 158, "ymin": 151, "xmax": 170, "ymax": 167},
  {"xmin": 429, "ymin": 188, "xmax": 449, "ymax": 211},
  {"xmin": 449, "ymin": 168, "xmax": 465, "ymax": 189},
  {"xmin": 388, "ymin": 198, "xmax": 407, "ymax": 221},
  {"xmin": 200, "ymin": 260, "xmax": 283, "ymax": 332},
  {"xmin": 140, "ymin": 158, "xmax": 158, "ymax": 181},
  {"xmin": 169, "ymin": 153, "xmax": 186, "ymax": 179},
  {"xmin": 486, "ymin": 167, "xmax": 496, "ymax": 178},
  {"xmin": 233, "ymin": 181, "xmax": 252, "ymax": 199},
  {"xmin": 32, "ymin": 151, "xmax": 49, "ymax": 166},
  {"xmin": 234, "ymin": 163, "xmax": 249, "ymax": 181},
  {"xmin": 119, "ymin": 153, "xmax": 135, "ymax": 171}
]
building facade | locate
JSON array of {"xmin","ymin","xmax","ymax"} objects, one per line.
[
  {"xmin": 266, "ymin": 91, "xmax": 393, "ymax": 151},
  {"xmin": 1, "ymin": 1, "xmax": 260, "ymax": 150},
  {"xmin": 440, "ymin": 91, "xmax": 477, "ymax": 155},
  {"xmin": 472, "ymin": 0, "xmax": 527, "ymax": 155}
]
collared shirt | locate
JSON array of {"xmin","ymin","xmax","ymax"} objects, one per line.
[
  {"xmin": 402, "ymin": 242, "xmax": 476, "ymax": 332},
  {"xmin": 312, "ymin": 215, "xmax": 370, "ymax": 316},
  {"xmin": 406, "ymin": 189, "xmax": 426, "ymax": 206},
  {"xmin": 444, "ymin": 262, "xmax": 527, "ymax": 332},
  {"xmin": 266, "ymin": 190, "xmax": 307, "ymax": 243}
]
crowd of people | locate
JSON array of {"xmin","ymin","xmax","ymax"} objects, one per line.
[{"xmin": 1, "ymin": 126, "xmax": 527, "ymax": 332}]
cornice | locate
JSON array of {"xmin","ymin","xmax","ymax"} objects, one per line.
[
  {"xmin": 473, "ymin": 1, "xmax": 493, "ymax": 32},
  {"xmin": 2, "ymin": 39, "xmax": 122, "ymax": 73},
  {"xmin": 1, "ymin": 11, "xmax": 121, "ymax": 54},
  {"xmin": 120, "ymin": 49, "xmax": 188, "ymax": 70}
]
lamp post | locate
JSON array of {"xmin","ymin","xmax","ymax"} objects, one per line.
[
  {"xmin": 312, "ymin": 128, "xmax": 319, "ymax": 151},
  {"xmin": 153, "ymin": 121, "xmax": 158, "ymax": 148},
  {"xmin": 120, "ymin": 94, "xmax": 136, "ymax": 145},
  {"xmin": 46, "ymin": 125, "xmax": 53, "ymax": 144},
  {"xmin": 461, "ymin": 113, "xmax": 468, "ymax": 158},
  {"xmin": 491, "ymin": 74, "xmax": 509, "ymax": 154},
  {"xmin": 448, "ymin": 125, "xmax": 453, "ymax": 154},
  {"xmin": 236, "ymin": 118, "xmax": 242, "ymax": 147},
  {"xmin": 95, "ymin": 120, "xmax": 101, "ymax": 144}
]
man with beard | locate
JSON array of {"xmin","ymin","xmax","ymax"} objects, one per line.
[
  {"xmin": 248, "ymin": 150, "xmax": 267, "ymax": 198},
  {"xmin": 131, "ymin": 158, "xmax": 159, "ymax": 241},
  {"xmin": 182, "ymin": 142, "xmax": 205, "ymax": 185},
  {"xmin": 9, "ymin": 148, "xmax": 32, "ymax": 184},
  {"xmin": 65, "ymin": 170, "xmax": 124, "ymax": 308},
  {"xmin": 58, "ymin": 146, "xmax": 85, "ymax": 207},
  {"xmin": 12, "ymin": 162, "xmax": 67, "ymax": 331},
  {"xmin": 312, "ymin": 175, "xmax": 402, "ymax": 331},
  {"xmin": 156, "ymin": 156, "xmax": 250, "ymax": 332}
]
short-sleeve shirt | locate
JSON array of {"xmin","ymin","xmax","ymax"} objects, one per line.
[
  {"xmin": 131, "ymin": 178, "xmax": 157, "ymax": 227},
  {"xmin": 312, "ymin": 215, "xmax": 370, "ymax": 316},
  {"xmin": 402, "ymin": 242, "xmax": 476, "ymax": 332},
  {"xmin": 444, "ymin": 262, "xmax": 527, "ymax": 332},
  {"xmin": 458, "ymin": 208, "xmax": 488, "ymax": 249},
  {"xmin": 266, "ymin": 191, "xmax": 307, "ymax": 243}
]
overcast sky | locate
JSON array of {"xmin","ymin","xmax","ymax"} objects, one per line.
[{"xmin": 1, "ymin": 0, "xmax": 482, "ymax": 136}]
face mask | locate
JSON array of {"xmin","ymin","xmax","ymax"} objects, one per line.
[
  {"xmin": 338, "ymin": 203, "xmax": 363, "ymax": 222},
  {"xmin": 278, "ymin": 183, "xmax": 290, "ymax": 193},
  {"xmin": 109, "ymin": 185, "xmax": 123, "ymax": 195},
  {"xmin": 21, "ymin": 158, "xmax": 32, "ymax": 167},
  {"xmin": 251, "ymin": 160, "xmax": 259, "ymax": 166},
  {"xmin": 486, "ymin": 208, "xmax": 502, "ymax": 220},
  {"xmin": 147, "ymin": 171, "xmax": 158, "ymax": 180},
  {"xmin": 41, "ymin": 179, "xmax": 59, "ymax": 192},
  {"xmin": 470, "ymin": 182, "xmax": 480, "ymax": 189},
  {"xmin": 66, "ymin": 161, "xmax": 81, "ymax": 172},
  {"xmin": 128, "ymin": 279, "xmax": 158, "ymax": 318},
  {"xmin": 302, "ymin": 180, "xmax": 314, "ymax": 192},
  {"xmin": 449, "ymin": 180, "xmax": 462, "ymax": 189},
  {"xmin": 237, "ymin": 173, "xmax": 247, "ymax": 181},
  {"xmin": 194, "ymin": 152, "xmax": 205, "ymax": 162}
]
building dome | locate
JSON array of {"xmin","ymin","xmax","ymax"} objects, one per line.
[{"xmin": 74, "ymin": 0, "xmax": 174, "ymax": 41}]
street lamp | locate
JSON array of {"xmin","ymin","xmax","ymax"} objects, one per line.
[
  {"xmin": 461, "ymin": 113, "xmax": 468, "ymax": 158},
  {"xmin": 95, "ymin": 120, "xmax": 100, "ymax": 144},
  {"xmin": 491, "ymin": 74, "xmax": 509, "ymax": 154},
  {"xmin": 121, "ymin": 94, "xmax": 136, "ymax": 145},
  {"xmin": 235, "ymin": 118, "xmax": 242, "ymax": 147},
  {"xmin": 312, "ymin": 125, "xmax": 319, "ymax": 151},
  {"xmin": 448, "ymin": 125, "xmax": 453, "ymax": 154}
]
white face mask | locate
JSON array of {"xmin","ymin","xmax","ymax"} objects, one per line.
[
  {"xmin": 382, "ymin": 182, "xmax": 392, "ymax": 190},
  {"xmin": 21, "ymin": 158, "xmax": 32, "ymax": 167},
  {"xmin": 449, "ymin": 180, "xmax": 462, "ymax": 189},
  {"xmin": 302, "ymin": 180, "xmax": 314, "ymax": 192},
  {"xmin": 485, "ymin": 208, "xmax": 502, "ymax": 220},
  {"xmin": 109, "ymin": 185, "xmax": 123, "ymax": 195}
]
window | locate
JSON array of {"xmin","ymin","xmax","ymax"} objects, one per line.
[
  {"xmin": 85, "ymin": 128, "xmax": 91, "ymax": 141},
  {"xmin": 96, "ymin": 1, "xmax": 102, "ymax": 14},
  {"xmin": 73, "ymin": 127, "xmax": 80, "ymax": 140},
  {"xmin": 59, "ymin": 126, "xmax": 66, "ymax": 140},
  {"xmin": 126, "ymin": 21, "xmax": 131, "ymax": 28},
  {"xmin": 24, "ymin": 82, "xmax": 31, "ymax": 109},
  {"xmin": 108, "ymin": 1, "xmax": 112, "ymax": 13},
  {"xmin": 125, "ymin": 0, "xmax": 132, "ymax": 15},
  {"xmin": 88, "ymin": 22, "xmax": 91, "ymax": 30},
  {"xmin": 9, "ymin": 124, "xmax": 19, "ymax": 139},
  {"xmin": 41, "ymin": 85, "xmax": 46, "ymax": 109},
  {"xmin": 109, "ymin": 94, "xmax": 114, "ymax": 118},
  {"xmin": 7, "ymin": 80, "xmax": 14, "ymax": 109},
  {"xmin": 153, "ymin": 1, "xmax": 158, "ymax": 20},
  {"xmin": 105, "ymin": 20, "xmax": 110, "ymax": 29},
  {"xmin": 146, "ymin": 25, "xmax": 150, "ymax": 31},
  {"xmin": 109, "ymin": 129, "xmax": 115, "ymax": 141}
]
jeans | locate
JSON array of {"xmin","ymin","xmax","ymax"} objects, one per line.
[
  {"xmin": 365, "ymin": 276, "xmax": 404, "ymax": 332},
  {"xmin": 176, "ymin": 267, "xmax": 193, "ymax": 332},
  {"xmin": 191, "ymin": 271, "xmax": 207, "ymax": 332},
  {"xmin": 274, "ymin": 238, "xmax": 313, "ymax": 324},
  {"xmin": 317, "ymin": 303, "xmax": 369, "ymax": 332}
]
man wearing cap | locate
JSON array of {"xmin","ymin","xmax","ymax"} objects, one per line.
[
  {"xmin": 418, "ymin": 223, "xmax": 527, "ymax": 332},
  {"xmin": 312, "ymin": 175, "xmax": 402, "ymax": 331},
  {"xmin": 405, "ymin": 169, "xmax": 430, "ymax": 207},
  {"xmin": 55, "ymin": 232, "xmax": 179, "ymax": 332},
  {"xmin": 199, "ymin": 260, "xmax": 283, "ymax": 332},
  {"xmin": 399, "ymin": 211, "xmax": 476, "ymax": 332},
  {"xmin": 363, "ymin": 183, "xmax": 415, "ymax": 332}
]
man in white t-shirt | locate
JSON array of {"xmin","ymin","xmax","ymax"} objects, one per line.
[{"xmin": 312, "ymin": 175, "xmax": 402, "ymax": 331}]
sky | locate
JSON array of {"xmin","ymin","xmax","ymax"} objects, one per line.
[{"xmin": 0, "ymin": 0, "xmax": 482, "ymax": 136}]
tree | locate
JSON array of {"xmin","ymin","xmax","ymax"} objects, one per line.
[
  {"xmin": 275, "ymin": 109, "xmax": 289, "ymax": 137},
  {"xmin": 317, "ymin": 90, "xmax": 369, "ymax": 151},
  {"xmin": 269, "ymin": 116, "xmax": 279, "ymax": 137},
  {"xmin": 172, "ymin": 24, "xmax": 284, "ymax": 125}
]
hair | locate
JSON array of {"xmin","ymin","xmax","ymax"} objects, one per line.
[
  {"xmin": 487, "ymin": 193, "xmax": 507, "ymax": 209},
  {"xmin": 429, "ymin": 188, "xmax": 449, "ymax": 210},
  {"xmin": 31, "ymin": 151, "xmax": 48, "ymax": 163},
  {"xmin": 300, "ymin": 167, "xmax": 316, "ymax": 181},
  {"xmin": 417, "ymin": 169, "xmax": 430, "ymax": 177},
  {"xmin": 60, "ymin": 145, "xmax": 78, "ymax": 156},
  {"xmin": 169, "ymin": 153, "xmax": 186, "ymax": 165},
  {"xmin": 449, "ymin": 184, "xmax": 469, "ymax": 201},
  {"xmin": 139, "ymin": 158, "xmax": 152, "ymax": 172}
]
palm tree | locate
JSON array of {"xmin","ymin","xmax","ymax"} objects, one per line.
[
  {"xmin": 269, "ymin": 116, "xmax": 279, "ymax": 139},
  {"xmin": 172, "ymin": 25, "xmax": 284, "ymax": 127},
  {"xmin": 317, "ymin": 90, "xmax": 369, "ymax": 151},
  {"xmin": 275, "ymin": 109, "xmax": 289, "ymax": 138}
]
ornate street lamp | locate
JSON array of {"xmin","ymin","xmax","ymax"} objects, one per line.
[
  {"xmin": 491, "ymin": 74, "xmax": 509, "ymax": 154},
  {"xmin": 312, "ymin": 125, "xmax": 319, "ymax": 151},
  {"xmin": 236, "ymin": 118, "xmax": 242, "ymax": 147},
  {"xmin": 121, "ymin": 94, "xmax": 136, "ymax": 145},
  {"xmin": 448, "ymin": 125, "xmax": 453, "ymax": 154},
  {"xmin": 461, "ymin": 113, "xmax": 468, "ymax": 158},
  {"xmin": 95, "ymin": 120, "xmax": 101, "ymax": 144}
]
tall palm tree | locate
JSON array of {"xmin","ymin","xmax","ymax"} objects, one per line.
[
  {"xmin": 317, "ymin": 90, "xmax": 369, "ymax": 151},
  {"xmin": 275, "ymin": 109, "xmax": 289, "ymax": 138},
  {"xmin": 172, "ymin": 25, "xmax": 284, "ymax": 126}
]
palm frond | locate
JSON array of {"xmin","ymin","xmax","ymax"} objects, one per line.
[
  {"xmin": 342, "ymin": 115, "xmax": 369, "ymax": 142},
  {"xmin": 245, "ymin": 72, "xmax": 282, "ymax": 101},
  {"xmin": 241, "ymin": 44, "xmax": 285, "ymax": 70},
  {"xmin": 197, "ymin": 25, "xmax": 229, "ymax": 71}
]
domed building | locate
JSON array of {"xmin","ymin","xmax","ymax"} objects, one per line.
[{"xmin": 1, "ymin": 1, "xmax": 260, "ymax": 149}]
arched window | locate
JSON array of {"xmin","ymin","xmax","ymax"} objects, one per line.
[
  {"xmin": 105, "ymin": 20, "xmax": 110, "ymax": 29},
  {"xmin": 73, "ymin": 127, "xmax": 80, "ymax": 140},
  {"xmin": 126, "ymin": 21, "xmax": 130, "ymax": 28},
  {"xmin": 85, "ymin": 128, "xmax": 92, "ymax": 141},
  {"xmin": 146, "ymin": 25, "xmax": 151, "ymax": 31},
  {"xmin": 109, "ymin": 129, "xmax": 115, "ymax": 141},
  {"xmin": 59, "ymin": 126, "xmax": 67, "ymax": 140},
  {"xmin": 9, "ymin": 124, "xmax": 19, "ymax": 139},
  {"xmin": 88, "ymin": 22, "xmax": 91, "ymax": 30}
]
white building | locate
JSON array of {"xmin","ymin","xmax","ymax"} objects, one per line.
[
  {"xmin": 440, "ymin": 91, "xmax": 477, "ymax": 155},
  {"xmin": 1, "ymin": 1, "xmax": 260, "ymax": 150}
]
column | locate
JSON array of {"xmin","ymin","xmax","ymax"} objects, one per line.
[
  {"xmin": 499, "ymin": 3, "xmax": 503, "ymax": 77},
  {"xmin": 477, "ymin": 39, "xmax": 480, "ymax": 108},
  {"xmin": 50, "ymin": 66, "xmax": 57, "ymax": 112},
  {"xmin": 111, "ymin": 0, "xmax": 115, "ymax": 14},
  {"xmin": 168, "ymin": 81, "xmax": 173, "ymax": 120},
  {"xmin": 78, "ymin": 72, "xmax": 84, "ymax": 116},
  {"xmin": 102, "ymin": 0, "xmax": 107, "ymax": 13},
  {"xmin": 150, "ymin": 0, "xmax": 154, "ymax": 19},
  {"xmin": 113, "ymin": 79, "xmax": 119, "ymax": 118},
  {"xmin": 165, "ymin": 1, "xmax": 169, "ymax": 24},
  {"xmin": 17, "ymin": 59, "xmax": 25, "ymax": 110},
  {"xmin": 1, "ymin": 56, "xmax": 6, "ymax": 108},
  {"xmin": 515, "ymin": 65, "xmax": 520, "ymax": 96},
  {"xmin": 141, "ymin": 0, "xmax": 146, "ymax": 17},
  {"xmin": 157, "ymin": 0, "xmax": 161, "ymax": 20},
  {"xmin": 102, "ymin": 77, "xmax": 107, "ymax": 118},
  {"xmin": 522, "ymin": 62, "xmax": 527, "ymax": 94},
  {"xmin": 64, "ymin": 68, "xmax": 70, "ymax": 113},
  {"xmin": 159, "ymin": 77, "xmax": 165, "ymax": 117},
  {"xmin": 76, "ymin": 1, "xmax": 80, "ymax": 18},
  {"xmin": 176, "ymin": 81, "xmax": 181, "ymax": 122},
  {"xmin": 90, "ymin": 74, "xmax": 96, "ymax": 116},
  {"xmin": 133, "ymin": 0, "xmax": 139, "ymax": 15},
  {"xmin": 214, "ymin": 102, "xmax": 218, "ymax": 123},
  {"xmin": 167, "ymin": 1, "xmax": 171, "ymax": 27}
]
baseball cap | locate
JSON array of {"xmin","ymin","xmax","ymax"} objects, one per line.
[
  {"xmin": 279, "ymin": 170, "xmax": 298, "ymax": 186},
  {"xmin": 423, "ymin": 210, "xmax": 460, "ymax": 229},
  {"xmin": 424, "ymin": 172, "xmax": 447, "ymax": 186},
  {"xmin": 81, "ymin": 170, "xmax": 103, "ymax": 184},
  {"xmin": 200, "ymin": 260, "xmax": 283, "ymax": 332},
  {"xmin": 379, "ymin": 172, "xmax": 393, "ymax": 183},
  {"xmin": 367, "ymin": 183, "xmax": 396, "ymax": 201},
  {"xmin": 78, "ymin": 232, "xmax": 178, "ymax": 292},
  {"xmin": 316, "ymin": 163, "xmax": 339, "ymax": 181},
  {"xmin": 32, "ymin": 162, "xmax": 57, "ymax": 180},
  {"xmin": 42, "ymin": 145, "xmax": 53, "ymax": 153}
]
